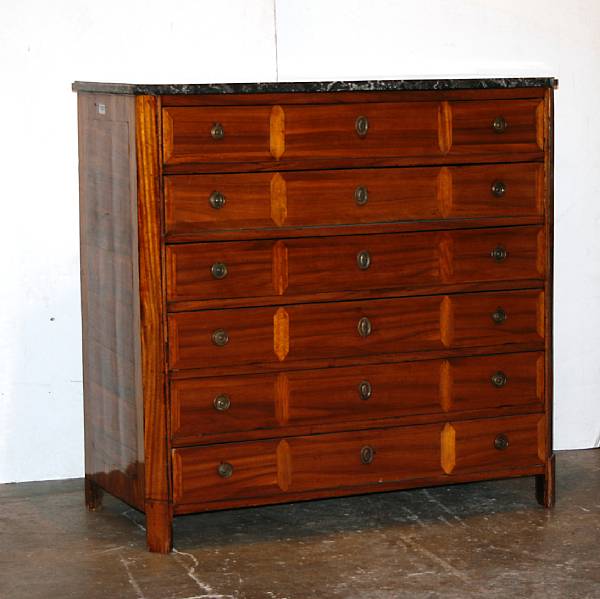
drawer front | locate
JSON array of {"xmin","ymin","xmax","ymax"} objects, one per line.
[
  {"xmin": 450, "ymin": 99, "xmax": 543, "ymax": 155},
  {"xmin": 172, "ymin": 414, "xmax": 545, "ymax": 507},
  {"xmin": 172, "ymin": 424, "xmax": 443, "ymax": 505},
  {"xmin": 168, "ymin": 290, "xmax": 544, "ymax": 370},
  {"xmin": 448, "ymin": 414, "xmax": 545, "ymax": 474},
  {"xmin": 167, "ymin": 226, "xmax": 544, "ymax": 302},
  {"xmin": 164, "ymin": 163, "xmax": 543, "ymax": 236},
  {"xmin": 171, "ymin": 352, "xmax": 544, "ymax": 443},
  {"xmin": 163, "ymin": 100, "xmax": 542, "ymax": 168},
  {"xmin": 163, "ymin": 106, "xmax": 273, "ymax": 165},
  {"xmin": 163, "ymin": 102, "xmax": 441, "ymax": 167}
]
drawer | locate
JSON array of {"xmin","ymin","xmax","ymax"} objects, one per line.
[
  {"xmin": 164, "ymin": 163, "xmax": 543, "ymax": 237},
  {"xmin": 162, "ymin": 102, "xmax": 440, "ymax": 167},
  {"xmin": 172, "ymin": 424, "xmax": 443, "ymax": 505},
  {"xmin": 448, "ymin": 414, "xmax": 545, "ymax": 474},
  {"xmin": 170, "ymin": 352, "xmax": 544, "ymax": 444},
  {"xmin": 450, "ymin": 99, "xmax": 543, "ymax": 156},
  {"xmin": 166, "ymin": 226, "xmax": 545, "ymax": 303},
  {"xmin": 162, "ymin": 100, "xmax": 542, "ymax": 168},
  {"xmin": 172, "ymin": 413, "xmax": 545, "ymax": 507},
  {"xmin": 167, "ymin": 290, "xmax": 545, "ymax": 370}
]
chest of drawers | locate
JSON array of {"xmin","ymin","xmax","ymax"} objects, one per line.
[{"xmin": 74, "ymin": 78, "xmax": 556, "ymax": 553}]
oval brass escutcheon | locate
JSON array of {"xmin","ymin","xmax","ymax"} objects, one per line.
[
  {"xmin": 491, "ymin": 181, "xmax": 506, "ymax": 197},
  {"xmin": 360, "ymin": 446, "xmax": 375, "ymax": 464},
  {"xmin": 355, "ymin": 115, "xmax": 369, "ymax": 137},
  {"xmin": 491, "ymin": 371, "xmax": 508, "ymax": 388},
  {"xmin": 212, "ymin": 329, "xmax": 229, "ymax": 346},
  {"xmin": 356, "ymin": 250, "xmax": 371, "ymax": 270},
  {"xmin": 217, "ymin": 462, "xmax": 234, "ymax": 478},
  {"xmin": 210, "ymin": 122, "xmax": 225, "ymax": 139},
  {"xmin": 357, "ymin": 316, "xmax": 372, "ymax": 337},
  {"xmin": 354, "ymin": 185, "xmax": 369, "ymax": 206},
  {"xmin": 213, "ymin": 394, "xmax": 231, "ymax": 411},
  {"xmin": 490, "ymin": 246, "xmax": 508, "ymax": 262},
  {"xmin": 209, "ymin": 191, "xmax": 226, "ymax": 209},
  {"xmin": 211, "ymin": 262, "xmax": 228, "ymax": 279},
  {"xmin": 491, "ymin": 308, "xmax": 507, "ymax": 324},
  {"xmin": 492, "ymin": 116, "xmax": 508, "ymax": 133},
  {"xmin": 358, "ymin": 380, "xmax": 372, "ymax": 400},
  {"xmin": 494, "ymin": 434, "xmax": 509, "ymax": 451}
]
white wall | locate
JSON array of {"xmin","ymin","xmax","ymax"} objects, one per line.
[
  {"xmin": 1, "ymin": 0, "xmax": 598, "ymax": 484},
  {"xmin": 274, "ymin": 0, "xmax": 600, "ymax": 451},
  {"xmin": 0, "ymin": 0, "xmax": 277, "ymax": 484}
]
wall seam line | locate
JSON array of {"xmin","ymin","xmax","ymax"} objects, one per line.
[{"xmin": 273, "ymin": 0, "xmax": 279, "ymax": 81}]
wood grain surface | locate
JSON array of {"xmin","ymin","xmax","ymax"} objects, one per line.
[
  {"xmin": 166, "ymin": 225, "xmax": 544, "ymax": 303},
  {"xmin": 168, "ymin": 290, "xmax": 545, "ymax": 371},
  {"xmin": 78, "ymin": 92, "xmax": 145, "ymax": 512},
  {"xmin": 170, "ymin": 351, "xmax": 544, "ymax": 445},
  {"xmin": 164, "ymin": 163, "xmax": 543, "ymax": 238},
  {"xmin": 172, "ymin": 414, "xmax": 544, "ymax": 509}
]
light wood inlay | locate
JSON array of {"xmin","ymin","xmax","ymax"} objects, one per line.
[
  {"xmin": 536, "ymin": 354, "xmax": 545, "ymax": 402},
  {"xmin": 440, "ymin": 296, "xmax": 454, "ymax": 348},
  {"xmin": 274, "ymin": 373, "xmax": 290, "ymax": 425},
  {"xmin": 439, "ymin": 360, "xmax": 452, "ymax": 412},
  {"xmin": 270, "ymin": 105, "xmax": 286, "ymax": 160},
  {"xmin": 438, "ymin": 232, "xmax": 454, "ymax": 283},
  {"xmin": 536, "ymin": 163, "xmax": 545, "ymax": 216},
  {"xmin": 537, "ymin": 291, "xmax": 545, "ymax": 339},
  {"xmin": 276, "ymin": 440, "xmax": 292, "ymax": 491},
  {"xmin": 536, "ymin": 229, "xmax": 546, "ymax": 276},
  {"xmin": 273, "ymin": 307, "xmax": 290, "ymax": 362},
  {"xmin": 437, "ymin": 166, "xmax": 453, "ymax": 217},
  {"xmin": 272, "ymin": 240, "xmax": 289, "ymax": 296},
  {"xmin": 270, "ymin": 172, "xmax": 288, "ymax": 226},
  {"xmin": 535, "ymin": 101, "xmax": 544, "ymax": 150},
  {"xmin": 161, "ymin": 109, "xmax": 174, "ymax": 164},
  {"xmin": 441, "ymin": 423, "xmax": 456, "ymax": 474},
  {"xmin": 437, "ymin": 101, "xmax": 453, "ymax": 154},
  {"xmin": 537, "ymin": 416, "xmax": 546, "ymax": 463}
]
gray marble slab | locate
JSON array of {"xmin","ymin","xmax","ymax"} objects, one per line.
[{"xmin": 72, "ymin": 77, "xmax": 557, "ymax": 95}]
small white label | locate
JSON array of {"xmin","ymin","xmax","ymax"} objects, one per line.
[{"xmin": 97, "ymin": 103, "xmax": 106, "ymax": 115}]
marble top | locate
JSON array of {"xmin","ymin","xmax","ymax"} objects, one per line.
[{"xmin": 72, "ymin": 78, "xmax": 558, "ymax": 95}]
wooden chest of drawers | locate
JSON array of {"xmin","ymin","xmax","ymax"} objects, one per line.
[{"xmin": 74, "ymin": 78, "xmax": 556, "ymax": 553}]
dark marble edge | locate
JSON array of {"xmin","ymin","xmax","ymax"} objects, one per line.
[{"xmin": 72, "ymin": 77, "xmax": 558, "ymax": 95}]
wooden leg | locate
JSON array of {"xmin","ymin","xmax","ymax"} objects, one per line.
[
  {"xmin": 145, "ymin": 500, "xmax": 173, "ymax": 553},
  {"xmin": 85, "ymin": 477, "xmax": 104, "ymax": 511},
  {"xmin": 535, "ymin": 454, "xmax": 556, "ymax": 507}
]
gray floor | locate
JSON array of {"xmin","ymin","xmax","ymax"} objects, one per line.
[{"xmin": 1, "ymin": 450, "xmax": 599, "ymax": 599}]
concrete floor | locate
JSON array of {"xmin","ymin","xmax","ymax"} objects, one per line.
[{"xmin": 1, "ymin": 450, "xmax": 599, "ymax": 599}]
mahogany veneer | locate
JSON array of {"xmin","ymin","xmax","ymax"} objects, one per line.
[{"xmin": 75, "ymin": 79, "xmax": 555, "ymax": 553}]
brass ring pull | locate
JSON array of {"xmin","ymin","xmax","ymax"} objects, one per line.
[
  {"xmin": 213, "ymin": 394, "xmax": 231, "ymax": 411},
  {"xmin": 355, "ymin": 185, "xmax": 369, "ymax": 206},
  {"xmin": 212, "ymin": 329, "xmax": 229, "ymax": 346},
  {"xmin": 492, "ymin": 116, "xmax": 508, "ymax": 133},
  {"xmin": 491, "ymin": 308, "xmax": 507, "ymax": 324},
  {"xmin": 490, "ymin": 246, "xmax": 508, "ymax": 262},
  {"xmin": 355, "ymin": 115, "xmax": 369, "ymax": 137},
  {"xmin": 360, "ymin": 446, "xmax": 375, "ymax": 464},
  {"xmin": 217, "ymin": 462, "xmax": 234, "ymax": 478},
  {"xmin": 356, "ymin": 250, "xmax": 371, "ymax": 270},
  {"xmin": 211, "ymin": 122, "xmax": 225, "ymax": 139},
  {"xmin": 491, "ymin": 181, "xmax": 506, "ymax": 197},
  {"xmin": 491, "ymin": 371, "xmax": 508, "ymax": 388},
  {"xmin": 357, "ymin": 317, "xmax": 372, "ymax": 337},
  {"xmin": 358, "ymin": 380, "xmax": 372, "ymax": 400},
  {"xmin": 211, "ymin": 262, "xmax": 228, "ymax": 279},
  {"xmin": 494, "ymin": 434, "xmax": 509, "ymax": 451},
  {"xmin": 209, "ymin": 191, "xmax": 226, "ymax": 209}
]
